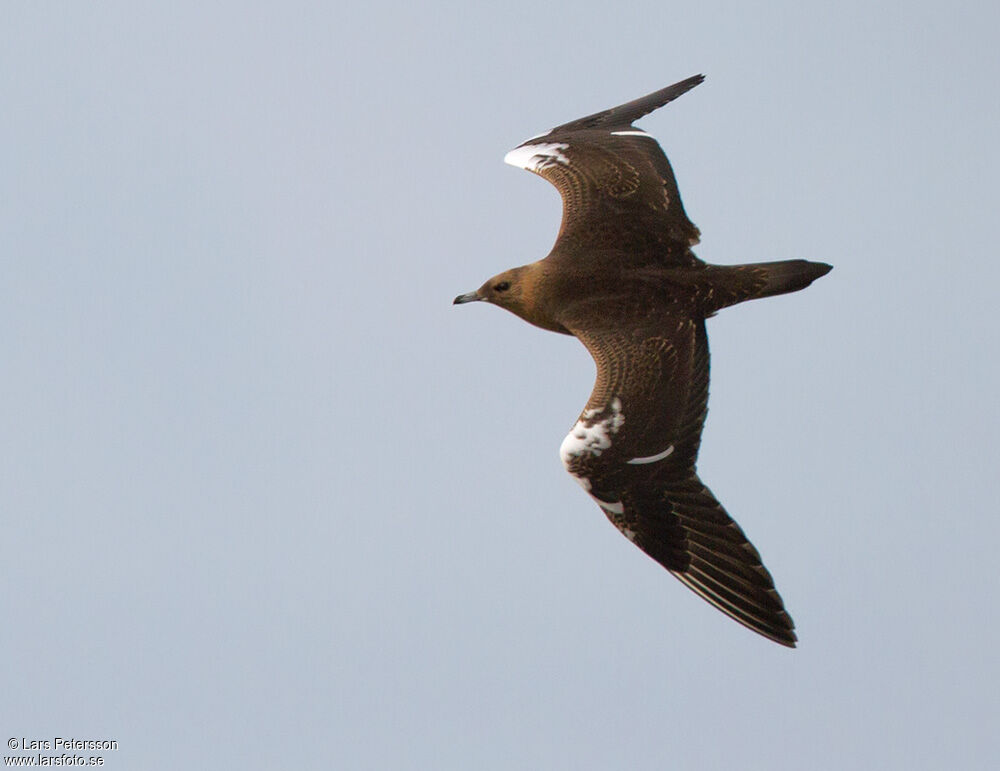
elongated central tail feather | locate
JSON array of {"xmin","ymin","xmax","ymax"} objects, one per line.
[
  {"xmin": 700, "ymin": 259, "xmax": 832, "ymax": 314},
  {"xmin": 749, "ymin": 259, "xmax": 832, "ymax": 300}
]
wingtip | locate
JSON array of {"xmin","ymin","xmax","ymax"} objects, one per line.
[
  {"xmin": 676, "ymin": 73, "xmax": 706, "ymax": 92},
  {"xmin": 548, "ymin": 73, "xmax": 709, "ymax": 134},
  {"xmin": 747, "ymin": 615, "xmax": 798, "ymax": 648}
]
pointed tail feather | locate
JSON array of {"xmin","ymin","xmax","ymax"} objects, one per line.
[
  {"xmin": 750, "ymin": 259, "xmax": 832, "ymax": 300},
  {"xmin": 699, "ymin": 259, "xmax": 831, "ymax": 314}
]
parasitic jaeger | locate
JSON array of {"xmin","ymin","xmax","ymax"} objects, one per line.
[{"xmin": 454, "ymin": 75, "xmax": 830, "ymax": 647}]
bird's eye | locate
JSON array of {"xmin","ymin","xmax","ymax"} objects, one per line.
[{"xmin": 493, "ymin": 281, "xmax": 511, "ymax": 292}]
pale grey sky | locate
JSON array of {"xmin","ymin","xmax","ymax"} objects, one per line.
[{"xmin": 2, "ymin": 1, "xmax": 998, "ymax": 769}]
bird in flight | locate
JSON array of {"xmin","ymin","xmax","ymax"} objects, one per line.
[{"xmin": 454, "ymin": 75, "xmax": 830, "ymax": 647}]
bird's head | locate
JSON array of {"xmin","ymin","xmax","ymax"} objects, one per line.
[
  {"xmin": 453, "ymin": 266, "xmax": 529, "ymax": 315},
  {"xmin": 454, "ymin": 263, "xmax": 569, "ymax": 334}
]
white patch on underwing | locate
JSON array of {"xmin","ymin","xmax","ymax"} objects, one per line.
[
  {"xmin": 559, "ymin": 398, "xmax": 624, "ymax": 464},
  {"xmin": 610, "ymin": 130, "xmax": 651, "ymax": 137},
  {"xmin": 597, "ymin": 499, "xmax": 624, "ymax": 515},
  {"xmin": 504, "ymin": 143, "xmax": 570, "ymax": 173},
  {"xmin": 560, "ymin": 398, "xmax": 625, "ymax": 491},
  {"xmin": 626, "ymin": 444, "xmax": 675, "ymax": 465}
]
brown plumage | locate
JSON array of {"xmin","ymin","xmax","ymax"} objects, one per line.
[{"xmin": 454, "ymin": 75, "xmax": 830, "ymax": 647}]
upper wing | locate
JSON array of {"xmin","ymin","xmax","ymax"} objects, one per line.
[
  {"xmin": 557, "ymin": 301, "xmax": 797, "ymax": 647},
  {"xmin": 504, "ymin": 76, "xmax": 704, "ymax": 266}
]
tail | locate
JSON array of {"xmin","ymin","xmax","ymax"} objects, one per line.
[
  {"xmin": 701, "ymin": 259, "xmax": 832, "ymax": 314},
  {"xmin": 748, "ymin": 259, "xmax": 832, "ymax": 300}
]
